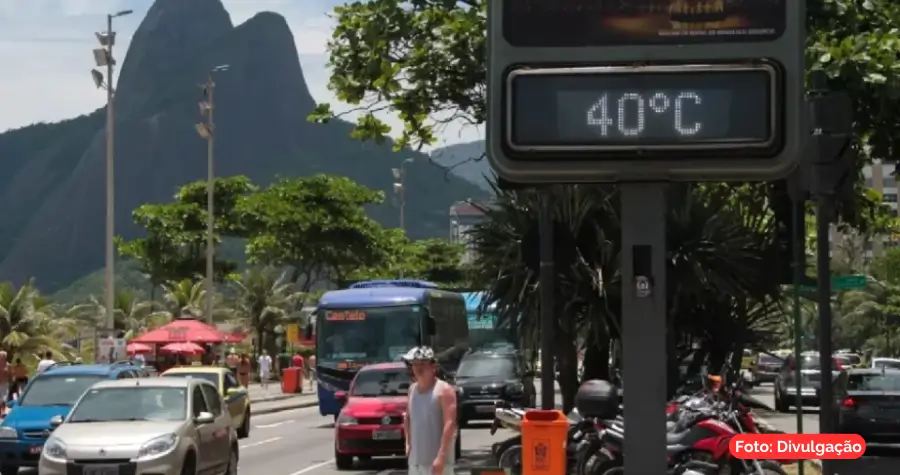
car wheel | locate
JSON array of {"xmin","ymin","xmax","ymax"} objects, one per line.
[
  {"xmin": 1, "ymin": 465, "xmax": 19, "ymax": 475},
  {"xmin": 180, "ymin": 452, "xmax": 197, "ymax": 475},
  {"xmin": 223, "ymin": 447, "xmax": 238, "ymax": 475},
  {"xmin": 459, "ymin": 416, "xmax": 468, "ymax": 428},
  {"xmin": 775, "ymin": 389, "xmax": 789, "ymax": 413},
  {"xmin": 237, "ymin": 410, "xmax": 250, "ymax": 438},
  {"xmin": 455, "ymin": 430, "xmax": 462, "ymax": 460},
  {"xmin": 334, "ymin": 447, "xmax": 353, "ymax": 470}
]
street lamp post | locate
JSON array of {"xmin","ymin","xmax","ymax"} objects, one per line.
[
  {"xmin": 391, "ymin": 158, "xmax": 414, "ymax": 233},
  {"xmin": 91, "ymin": 9, "xmax": 132, "ymax": 344},
  {"xmin": 195, "ymin": 64, "xmax": 229, "ymax": 323}
]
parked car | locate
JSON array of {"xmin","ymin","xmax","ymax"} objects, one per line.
[
  {"xmin": 333, "ymin": 362, "xmax": 462, "ymax": 470},
  {"xmin": 834, "ymin": 368, "xmax": 900, "ymax": 446},
  {"xmin": 455, "ymin": 350, "xmax": 536, "ymax": 426},
  {"xmin": 750, "ymin": 352, "xmax": 784, "ymax": 385},
  {"xmin": 0, "ymin": 361, "xmax": 144, "ymax": 475},
  {"xmin": 161, "ymin": 366, "xmax": 252, "ymax": 438},
  {"xmin": 773, "ymin": 352, "xmax": 844, "ymax": 412},
  {"xmin": 833, "ymin": 353, "xmax": 864, "ymax": 369},
  {"xmin": 37, "ymin": 377, "xmax": 238, "ymax": 475},
  {"xmin": 870, "ymin": 357, "xmax": 900, "ymax": 370}
]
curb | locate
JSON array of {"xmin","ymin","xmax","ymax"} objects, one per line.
[
  {"xmin": 753, "ymin": 413, "xmax": 824, "ymax": 474},
  {"xmin": 251, "ymin": 399, "xmax": 318, "ymax": 415}
]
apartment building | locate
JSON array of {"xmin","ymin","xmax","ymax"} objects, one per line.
[
  {"xmin": 449, "ymin": 201, "xmax": 488, "ymax": 264},
  {"xmin": 830, "ymin": 161, "xmax": 897, "ymax": 263}
]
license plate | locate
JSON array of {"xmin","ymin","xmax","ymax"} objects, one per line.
[
  {"xmin": 373, "ymin": 430, "xmax": 401, "ymax": 440},
  {"xmin": 28, "ymin": 446, "xmax": 42, "ymax": 455},
  {"xmin": 84, "ymin": 466, "xmax": 119, "ymax": 475},
  {"xmin": 476, "ymin": 406, "xmax": 495, "ymax": 413}
]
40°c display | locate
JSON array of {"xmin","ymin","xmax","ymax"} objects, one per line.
[
  {"xmin": 585, "ymin": 91, "xmax": 706, "ymax": 138},
  {"xmin": 506, "ymin": 65, "xmax": 778, "ymax": 152}
]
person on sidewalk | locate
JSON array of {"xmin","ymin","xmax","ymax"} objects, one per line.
[
  {"xmin": 257, "ymin": 350, "xmax": 273, "ymax": 389},
  {"xmin": 402, "ymin": 346, "xmax": 457, "ymax": 475},
  {"xmin": 307, "ymin": 354, "xmax": 316, "ymax": 391},
  {"xmin": 238, "ymin": 353, "xmax": 252, "ymax": 388}
]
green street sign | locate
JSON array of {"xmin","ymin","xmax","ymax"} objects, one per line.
[{"xmin": 797, "ymin": 274, "xmax": 867, "ymax": 292}]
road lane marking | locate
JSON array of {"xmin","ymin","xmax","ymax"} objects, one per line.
[
  {"xmin": 240, "ymin": 437, "xmax": 282, "ymax": 449},
  {"xmin": 255, "ymin": 421, "xmax": 292, "ymax": 428},
  {"xmin": 287, "ymin": 459, "xmax": 334, "ymax": 475}
]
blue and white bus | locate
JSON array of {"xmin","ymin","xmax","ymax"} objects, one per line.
[
  {"xmin": 463, "ymin": 291, "xmax": 516, "ymax": 351},
  {"xmin": 313, "ymin": 280, "xmax": 469, "ymax": 419}
]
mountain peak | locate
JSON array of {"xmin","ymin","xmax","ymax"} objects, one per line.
[{"xmin": 116, "ymin": 0, "xmax": 233, "ymax": 112}]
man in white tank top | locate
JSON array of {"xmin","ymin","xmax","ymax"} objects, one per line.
[{"xmin": 403, "ymin": 347, "xmax": 458, "ymax": 475}]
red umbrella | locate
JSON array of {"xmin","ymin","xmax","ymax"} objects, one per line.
[
  {"xmin": 126, "ymin": 342, "xmax": 152, "ymax": 355},
  {"xmin": 159, "ymin": 342, "xmax": 206, "ymax": 355},
  {"xmin": 131, "ymin": 319, "xmax": 227, "ymax": 344},
  {"xmin": 223, "ymin": 332, "xmax": 245, "ymax": 343}
]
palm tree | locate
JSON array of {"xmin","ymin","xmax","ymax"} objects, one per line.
[
  {"xmin": 228, "ymin": 267, "xmax": 304, "ymax": 356},
  {"xmin": 0, "ymin": 280, "xmax": 76, "ymax": 362},
  {"xmin": 467, "ymin": 182, "xmax": 784, "ymax": 408},
  {"xmin": 69, "ymin": 288, "xmax": 169, "ymax": 339}
]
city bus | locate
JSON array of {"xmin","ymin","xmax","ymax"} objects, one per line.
[
  {"xmin": 463, "ymin": 291, "xmax": 516, "ymax": 351},
  {"xmin": 312, "ymin": 280, "xmax": 469, "ymax": 419}
]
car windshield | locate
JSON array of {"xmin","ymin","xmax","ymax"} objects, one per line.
[
  {"xmin": 350, "ymin": 369, "xmax": 411, "ymax": 397},
  {"xmin": 797, "ymin": 355, "xmax": 839, "ymax": 370},
  {"xmin": 874, "ymin": 360, "xmax": 900, "ymax": 370},
  {"xmin": 457, "ymin": 357, "xmax": 515, "ymax": 379},
  {"xmin": 847, "ymin": 373, "xmax": 900, "ymax": 391},
  {"xmin": 758, "ymin": 354, "xmax": 781, "ymax": 364},
  {"xmin": 161, "ymin": 372, "xmax": 219, "ymax": 387},
  {"xmin": 317, "ymin": 305, "xmax": 422, "ymax": 363},
  {"xmin": 68, "ymin": 387, "xmax": 188, "ymax": 422},
  {"xmin": 19, "ymin": 375, "xmax": 106, "ymax": 407},
  {"xmin": 844, "ymin": 354, "xmax": 861, "ymax": 365}
]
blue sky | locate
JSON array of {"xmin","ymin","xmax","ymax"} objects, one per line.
[{"xmin": 0, "ymin": 0, "xmax": 481, "ymax": 148}]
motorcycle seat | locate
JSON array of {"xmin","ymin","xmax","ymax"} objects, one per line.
[{"xmin": 666, "ymin": 430, "xmax": 692, "ymax": 445}]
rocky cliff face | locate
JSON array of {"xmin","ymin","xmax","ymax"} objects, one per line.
[{"xmin": 0, "ymin": 0, "xmax": 486, "ymax": 291}]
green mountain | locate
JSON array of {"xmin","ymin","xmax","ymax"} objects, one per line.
[
  {"xmin": 431, "ymin": 140, "xmax": 490, "ymax": 191},
  {"xmin": 0, "ymin": 0, "xmax": 487, "ymax": 292}
]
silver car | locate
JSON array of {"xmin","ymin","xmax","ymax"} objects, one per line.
[{"xmin": 38, "ymin": 378, "xmax": 237, "ymax": 475}]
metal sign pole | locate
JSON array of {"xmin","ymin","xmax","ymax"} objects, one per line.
[
  {"xmin": 539, "ymin": 192, "xmax": 556, "ymax": 410},
  {"xmin": 621, "ymin": 183, "xmax": 668, "ymax": 475}
]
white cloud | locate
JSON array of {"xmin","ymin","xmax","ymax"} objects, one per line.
[{"xmin": 0, "ymin": 0, "xmax": 483, "ymax": 147}]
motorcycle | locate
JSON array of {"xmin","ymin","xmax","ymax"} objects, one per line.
[{"xmin": 592, "ymin": 365, "xmax": 786, "ymax": 475}]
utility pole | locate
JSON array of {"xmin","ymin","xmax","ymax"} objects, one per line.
[
  {"xmin": 196, "ymin": 64, "xmax": 229, "ymax": 322},
  {"xmin": 91, "ymin": 9, "xmax": 132, "ymax": 355}
]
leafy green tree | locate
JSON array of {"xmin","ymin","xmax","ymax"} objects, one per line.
[
  {"xmin": 118, "ymin": 176, "xmax": 257, "ymax": 284},
  {"xmin": 840, "ymin": 282, "xmax": 900, "ymax": 356},
  {"xmin": 353, "ymin": 234, "xmax": 467, "ymax": 287},
  {"xmin": 68, "ymin": 288, "xmax": 168, "ymax": 338},
  {"xmin": 237, "ymin": 174, "xmax": 390, "ymax": 289},
  {"xmin": 870, "ymin": 246, "xmax": 900, "ymax": 284}
]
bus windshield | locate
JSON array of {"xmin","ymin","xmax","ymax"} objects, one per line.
[{"xmin": 318, "ymin": 305, "xmax": 422, "ymax": 363}]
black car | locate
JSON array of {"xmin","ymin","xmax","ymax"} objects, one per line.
[
  {"xmin": 835, "ymin": 368, "xmax": 900, "ymax": 446},
  {"xmin": 454, "ymin": 351, "xmax": 536, "ymax": 426}
]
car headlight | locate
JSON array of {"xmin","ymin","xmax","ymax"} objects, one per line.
[
  {"xmin": 136, "ymin": 433, "xmax": 179, "ymax": 460},
  {"xmin": 43, "ymin": 438, "xmax": 67, "ymax": 461},
  {"xmin": 0, "ymin": 427, "xmax": 17, "ymax": 439},
  {"xmin": 336, "ymin": 413, "xmax": 358, "ymax": 426}
]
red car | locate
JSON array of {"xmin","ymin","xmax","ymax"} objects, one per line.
[{"xmin": 333, "ymin": 362, "xmax": 461, "ymax": 470}]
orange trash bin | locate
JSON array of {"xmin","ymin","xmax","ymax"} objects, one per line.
[
  {"xmin": 281, "ymin": 368, "xmax": 299, "ymax": 394},
  {"xmin": 521, "ymin": 410, "xmax": 568, "ymax": 475}
]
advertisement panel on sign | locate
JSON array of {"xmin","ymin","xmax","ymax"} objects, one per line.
[
  {"xmin": 96, "ymin": 338, "xmax": 126, "ymax": 363},
  {"xmin": 503, "ymin": 0, "xmax": 786, "ymax": 46}
]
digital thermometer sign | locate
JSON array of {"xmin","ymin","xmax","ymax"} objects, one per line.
[{"xmin": 506, "ymin": 64, "xmax": 778, "ymax": 153}]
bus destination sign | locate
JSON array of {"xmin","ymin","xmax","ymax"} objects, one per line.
[{"xmin": 325, "ymin": 310, "xmax": 367, "ymax": 321}]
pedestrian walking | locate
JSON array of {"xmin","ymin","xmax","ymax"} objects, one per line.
[
  {"xmin": 308, "ymin": 354, "xmax": 317, "ymax": 391},
  {"xmin": 257, "ymin": 350, "xmax": 272, "ymax": 389},
  {"xmin": 238, "ymin": 353, "xmax": 252, "ymax": 388},
  {"xmin": 402, "ymin": 347, "xmax": 457, "ymax": 475}
]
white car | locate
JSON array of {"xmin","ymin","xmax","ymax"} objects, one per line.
[{"xmin": 870, "ymin": 357, "xmax": 900, "ymax": 370}]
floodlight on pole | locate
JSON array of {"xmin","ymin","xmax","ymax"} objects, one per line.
[
  {"xmin": 92, "ymin": 48, "xmax": 109, "ymax": 67},
  {"xmin": 195, "ymin": 123, "xmax": 211, "ymax": 139},
  {"xmin": 91, "ymin": 69, "xmax": 105, "ymax": 89},
  {"xmin": 114, "ymin": 10, "xmax": 134, "ymax": 17}
]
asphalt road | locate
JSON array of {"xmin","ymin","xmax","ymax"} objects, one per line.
[{"xmin": 750, "ymin": 382, "xmax": 898, "ymax": 474}]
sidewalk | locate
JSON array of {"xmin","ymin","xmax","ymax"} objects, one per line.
[{"xmin": 247, "ymin": 380, "xmax": 318, "ymax": 403}]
